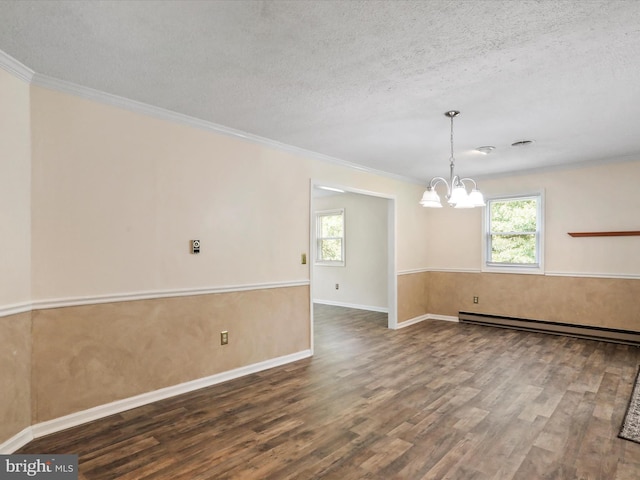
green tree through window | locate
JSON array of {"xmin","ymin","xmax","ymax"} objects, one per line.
[
  {"xmin": 316, "ymin": 209, "xmax": 345, "ymax": 265},
  {"xmin": 486, "ymin": 195, "xmax": 542, "ymax": 268}
]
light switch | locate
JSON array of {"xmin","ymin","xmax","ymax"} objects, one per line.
[{"xmin": 191, "ymin": 239, "xmax": 200, "ymax": 254}]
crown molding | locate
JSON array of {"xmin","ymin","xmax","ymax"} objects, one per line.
[
  {"xmin": 0, "ymin": 43, "xmax": 418, "ymax": 185},
  {"xmin": 2, "ymin": 49, "xmax": 638, "ymax": 186},
  {"xmin": 28, "ymin": 71, "xmax": 421, "ymax": 185},
  {"xmin": 0, "ymin": 50, "xmax": 34, "ymax": 83}
]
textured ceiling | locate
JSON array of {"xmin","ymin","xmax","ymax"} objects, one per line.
[{"xmin": 1, "ymin": 0, "xmax": 640, "ymax": 182}]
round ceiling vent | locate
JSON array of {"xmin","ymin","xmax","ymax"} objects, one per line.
[{"xmin": 476, "ymin": 146, "xmax": 495, "ymax": 154}]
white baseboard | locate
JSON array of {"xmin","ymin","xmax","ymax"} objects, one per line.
[
  {"xmin": 396, "ymin": 313, "xmax": 459, "ymax": 329},
  {"xmin": 396, "ymin": 314, "xmax": 430, "ymax": 329},
  {"xmin": 313, "ymin": 299, "xmax": 388, "ymax": 313},
  {"xmin": 25, "ymin": 349, "xmax": 310, "ymax": 442},
  {"xmin": 427, "ymin": 314, "xmax": 459, "ymax": 322},
  {"xmin": 0, "ymin": 427, "xmax": 33, "ymax": 454}
]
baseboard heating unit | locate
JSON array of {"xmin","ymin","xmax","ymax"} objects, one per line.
[{"xmin": 459, "ymin": 311, "xmax": 640, "ymax": 346}]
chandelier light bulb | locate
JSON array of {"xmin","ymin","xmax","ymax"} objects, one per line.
[
  {"xmin": 419, "ymin": 188, "xmax": 442, "ymax": 207},
  {"xmin": 469, "ymin": 189, "xmax": 486, "ymax": 207},
  {"xmin": 449, "ymin": 184, "xmax": 468, "ymax": 205}
]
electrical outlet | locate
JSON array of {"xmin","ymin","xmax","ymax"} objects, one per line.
[
  {"xmin": 335, "ymin": 283, "xmax": 339, "ymax": 290},
  {"xmin": 220, "ymin": 331, "xmax": 228, "ymax": 345},
  {"xmin": 473, "ymin": 296, "xmax": 479, "ymax": 304}
]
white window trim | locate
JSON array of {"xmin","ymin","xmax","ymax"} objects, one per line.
[
  {"xmin": 315, "ymin": 208, "xmax": 345, "ymax": 267},
  {"xmin": 481, "ymin": 191, "xmax": 544, "ymax": 274}
]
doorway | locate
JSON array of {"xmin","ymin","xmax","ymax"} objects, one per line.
[{"xmin": 309, "ymin": 181, "xmax": 397, "ymax": 354}]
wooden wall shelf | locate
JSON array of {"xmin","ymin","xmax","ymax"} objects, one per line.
[{"xmin": 567, "ymin": 231, "xmax": 640, "ymax": 237}]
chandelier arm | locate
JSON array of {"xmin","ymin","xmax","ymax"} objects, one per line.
[
  {"xmin": 459, "ymin": 177, "xmax": 478, "ymax": 189},
  {"xmin": 428, "ymin": 176, "xmax": 450, "ymax": 192},
  {"xmin": 451, "ymin": 173, "xmax": 462, "ymax": 188}
]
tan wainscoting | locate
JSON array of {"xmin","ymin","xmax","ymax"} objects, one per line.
[
  {"xmin": 31, "ymin": 285, "xmax": 310, "ymax": 423},
  {"xmin": 0, "ymin": 311, "xmax": 32, "ymax": 444},
  {"xmin": 427, "ymin": 271, "xmax": 640, "ymax": 331},
  {"xmin": 397, "ymin": 271, "xmax": 429, "ymax": 323}
]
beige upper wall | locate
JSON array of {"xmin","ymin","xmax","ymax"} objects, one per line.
[
  {"xmin": 529, "ymin": 161, "xmax": 640, "ymax": 275},
  {"xmin": 12, "ymin": 66, "xmax": 639, "ymax": 305},
  {"xmin": 427, "ymin": 160, "xmax": 640, "ymax": 276},
  {"xmin": 0, "ymin": 69, "xmax": 31, "ymax": 307},
  {"xmin": 28, "ymin": 86, "xmax": 429, "ymax": 301}
]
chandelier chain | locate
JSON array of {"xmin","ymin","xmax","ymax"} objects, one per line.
[{"xmin": 450, "ymin": 114, "xmax": 455, "ymax": 165}]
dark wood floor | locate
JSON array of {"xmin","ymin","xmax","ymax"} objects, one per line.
[{"xmin": 19, "ymin": 304, "xmax": 640, "ymax": 479}]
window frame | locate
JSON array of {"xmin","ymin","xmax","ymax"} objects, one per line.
[
  {"xmin": 315, "ymin": 208, "xmax": 345, "ymax": 266},
  {"xmin": 482, "ymin": 192, "xmax": 544, "ymax": 274}
]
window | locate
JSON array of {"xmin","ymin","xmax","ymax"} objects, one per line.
[
  {"xmin": 484, "ymin": 193, "xmax": 543, "ymax": 272},
  {"xmin": 316, "ymin": 209, "xmax": 345, "ymax": 266}
]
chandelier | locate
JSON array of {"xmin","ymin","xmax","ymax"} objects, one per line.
[{"xmin": 419, "ymin": 110, "xmax": 485, "ymax": 208}]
